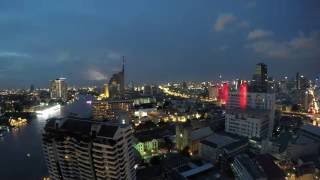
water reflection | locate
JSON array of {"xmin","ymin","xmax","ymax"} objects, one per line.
[{"xmin": 0, "ymin": 95, "xmax": 93, "ymax": 180}]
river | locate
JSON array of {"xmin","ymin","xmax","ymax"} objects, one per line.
[{"xmin": 0, "ymin": 95, "xmax": 93, "ymax": 180}]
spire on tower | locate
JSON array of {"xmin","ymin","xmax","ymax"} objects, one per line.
[{"xmin": 122, "ymin": 56, "xmax": 125, "ymax": 73}]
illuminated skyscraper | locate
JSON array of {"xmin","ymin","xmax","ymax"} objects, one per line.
[
  {"xmin": 108, "ymin": 56, "xmax": 125, "ymax": 97},
  {"xmin": 50, "ymin": 78, "xmax": 68, "ymax": 101},
  {"xmin": 252, "ymin": 63, "xmax": 268, "ymax": 93},
  {"xmin": 42, "ymin": 117, "xmax": 136, "ymax": 180},
  {"xmin": 103, "ymin": 84, "xmax": 109, "ymax": 98}
]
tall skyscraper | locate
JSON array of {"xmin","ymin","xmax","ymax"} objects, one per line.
[
  {"xmin": 108, "ymin": 56, "xmax": 125, "ymax": 98},
  {"xmin": 50, "ymin": 78, "xmax": 68, "ymax": 101},
  {"xmin": 252, "ymin": 63, "xmax": 268, "ymax": 93},
  {"xmin": 42, "ymin": 117, "xmax": 136, "ymax": 180}
]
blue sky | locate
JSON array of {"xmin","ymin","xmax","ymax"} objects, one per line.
[{"xmin": 0, "ymin": 0, "xmax": 319, "ymax": 87}]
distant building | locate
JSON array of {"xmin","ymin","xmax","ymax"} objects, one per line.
[
  {"xmin": 42, "ymin": 117, "xmax": 136, "ymax": 180},
  {"xmin": 50, "ymin": 78, "xmax": 68, "ymax": 101},
  {"xmin": 252, "ymin": 63, "xmax": 268, "ymax": 93},
  {"xmin": 295, "ymin": 72, "xmax": 309, "ymax": 90},
  {"xmin": 143, "ymin": 85, "xmax": 152, "ymax": 96},
  {"xmin": 225, "ymin": 109, "xmax": 271, "ymax": 139},
  {"xmin": 30, "ymin": 84, "xmax": 35, "ymax": 92},
  {"xmin": 208, "ymin": 85, "xmax": 219, "ymax": 100},
  {"xmin": 109, "ymin": 57, "xmax": 125, "ymax": 97},
  {"xmin": 226, "ymin": 85, "xmax": 276, "ymax": 139},
  {"xmin": 133, "ymin": 128, "xmax": 174, "ymax": 159},
  {"xmin": 92, "ymin": 99, "xmax": 133, "ymax": 123},
  {"xmin": 103, "ymin": 84, "xmax": 109, "ymax": 98}
]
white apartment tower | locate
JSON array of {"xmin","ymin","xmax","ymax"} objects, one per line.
[
  {"xmin": 50, "ymin": 78, "xmax": 68, "ymax": 101},
  {"xmin": 42, "ymin": 117, "xmax": 136, "ymax": 180}
]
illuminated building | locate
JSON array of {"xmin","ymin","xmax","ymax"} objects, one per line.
[
  {"xmin": 239, "ymin": 82, "xmax": 248, "ymax": 110},
  {"xmin": 42, "ymin": 117, "xmax": 136, "ymax": 180},
  {"xmin": 226, "ymin": 85, "xmax": 276, "ymax": 139},
  {"xmin": 225, "ymin": 109, "xmax": 271, "ymax": 139},
  {"xmin": 296, "ymin": 72, "xmax": 309, "ymax": 90},
  {"xmin": 92, "ymin": 99, "xmax": 133, "ymax": 122},
  {"xmin": 103, "ymin": 84, "xmax": 109, "ymax": 98},
  {"xmin": 218, "ymin": 83, "xmax": 229, "ymax": 104},
  {"xmin": 252, "ymin": 63, "xmax": 268, "ymax": 93},
  {"xmin": 108, "ymin": 56, "xmax": 125, "ymax": 98},
  {"xmin": 208, "ymin": 85, "xmax": 219, "ymax": 100},
  {"xmin": 50, "ymin": 78, "xmax": 68, "ymax": 101},
  {"xmin": 133, "ymin": 129, "xmax": 165, "ymax": 159}
]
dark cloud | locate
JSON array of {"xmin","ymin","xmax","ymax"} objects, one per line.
[{"xmin": 0, "ymin": 0, "xmax": 319, "ymax": 87}]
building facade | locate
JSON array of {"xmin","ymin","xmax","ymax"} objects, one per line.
[
  {"xmin": 92, "ymin": 99, "xmax": 133, "ymax": 122},
  {"xmin": 50, "ymin": 78, "xmax": 68, "ymax": 101},
  {"xmin": 42, "ymin": 117, "xmax": 136, "ymax": 180},
  {"xmin": 231, "ymin": 154, "xmax": 266, "ymax": 180},
  {"xmin": 226, "ymin": 89, "xmax": 276, "ymax": 139},
  {"xmin": 252, "ymin": 63, "xmax": 268, "ymax": 93}
]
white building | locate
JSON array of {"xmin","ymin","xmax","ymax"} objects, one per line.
[
  {"xmin": 225, "ymin": 109, "xmax": 271, "ymax": 139},
  {"xmin": 50, "ymin": 78, "xmax": 68, "ymax": 101},
  {"xmin": 226, "ymin": 91, "xmax": 275, "ymax": 139},
  {"xmin": 42, "ymin": 117, "xmax": 136, "ymax": 180}
]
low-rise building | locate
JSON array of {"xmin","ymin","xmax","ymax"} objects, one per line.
[
  {"xmin": 231, "ymin": 154, "xmax": 267, "ymax": 180},
  {"xmin": 199, "ymin": 134, "xmax": 248, "ymax": 167}
]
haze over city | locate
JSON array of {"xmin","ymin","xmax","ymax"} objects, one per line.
[{"xmin": 1, "ymin": 0, "xmax": 320, "ymax": 88}]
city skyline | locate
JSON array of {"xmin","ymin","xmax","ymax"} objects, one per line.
[{"xmin": 0, "ymin": 0, "xmax": 320, "ymax": 88}]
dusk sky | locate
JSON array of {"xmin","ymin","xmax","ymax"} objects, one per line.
[{"xmin": 0, "ymin": 0, "xmax": 320, "ymax": 88}]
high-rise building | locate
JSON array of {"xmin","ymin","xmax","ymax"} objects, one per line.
[
  {"xmin": 252, "ymin": 63, "xmax": 268, "ymax": 93},
  {"xmin": 108, "ymin": 56, "xmax": 125, "ymax": 98},
  {"xmin": 103, "ymin": 84, "xmax": 110, "ymax": 98},
  {"xmin": 50, "ymin": 78, "xmax": 68, "ymax": 101},
  {"xmin": 225, "ymin": 82, "xmax": 275, "ymax": 139},
  {"xmin": 42, "ymin": 117, "xmax": 136, "ymax": 180},
  {"xmin": 296, "ymin": 72, "xmax": 309, "ymax": 90}
]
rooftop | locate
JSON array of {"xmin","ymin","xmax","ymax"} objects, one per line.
[
  {"xmin": 44, "ymin": 117, "xmax": 122, "ymax": 139},
  {"xmin": 191, "ymin": 127, "xmax": 213, "ymax": 141},
  {"xmin": 200, "ymin": 134, "xmax": 237, "ymax": 148},
  {"xmin": 301, "ymin": 124, "xmax": 320, "ymax": 137},
  {"xmin": 235, "ymin": 154, "xmax": 266, "ymax": 179}
]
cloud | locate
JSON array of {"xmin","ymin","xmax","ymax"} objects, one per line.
[
  {"xmin": 248, "ymin": 29, "xmax": 273, "ymax": 40},
  {"xmin": 214, "ymin": 14, "xmax": 237, "ymax": 32},
  {"xmin": 0, "ymin": 51, "xmax": 31, "ymax": 58},
  {"xmin": 107, "ymin": 51, "xmax": 121, "ymax": 60},
  {"xmin": 247, "ymin": 31, "xmax": 320, "ymax": 59},
  {"xmin": 238, "ymin": 20, "xmax": 250, "ymax": 29},
  {"xmin": 246, "ymin": 1, "xmax": 256, "ymax": 8},
  {"xmin": 86, "ymin": 68, "xmax": 108, "ymax": 81}
]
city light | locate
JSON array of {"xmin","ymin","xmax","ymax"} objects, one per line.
[{"xmin": 239, "ymin": 82, "xmax": 248, "ymax": 110}]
